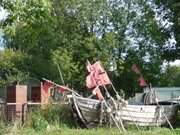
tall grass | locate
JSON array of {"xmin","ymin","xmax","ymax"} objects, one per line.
[
  {"xmin": 4, "ymin": 126, "xmax": 179, "ymax": 135},
  {"xmin": 0, "ymin": 121, "xmax": 5, "ymax": 135},
  {"xmin": 24, "ymin": 103, "xmax": 77, "ymax": 131},
  {"xmin": 0, "ymin": 104, "xmax": 179, "ymax": 135}
]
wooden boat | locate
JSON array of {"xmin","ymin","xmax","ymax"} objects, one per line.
[
  {"xmin": 115, "ymin": 103, "xmax": 178, "ymax": 126},
  {"xmin": 117, "ymin": 92, "xmax": 179, "ymax": 126},
  {"xmin": 69, "ymin": 94, "xmax": 179, "ymax": 127},
  {"xmin": 70, "ymin": 94, "xmax": 102, "ymax": 128}
]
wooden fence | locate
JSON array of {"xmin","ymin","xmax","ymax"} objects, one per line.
[{"xmin": 0, "ymin": 102, "xmax": 63, "ymax": 123}]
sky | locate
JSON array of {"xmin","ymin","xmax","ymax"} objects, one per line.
[
  {"xmin": 169, "ymin": 60, "xmax": 180, "ymax": 66},
  {"xmin": 0, "ymin": 7, "xmax": 7, "ymax": 21},
  {"xmin": 0, "ymin": 7, "xmax": 7, "ymax": 50}
]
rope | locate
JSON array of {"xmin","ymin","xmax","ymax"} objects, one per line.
[
  {"xmin": 148, "ymin": 87, "xmax": 175, "ymax": 133},
  {"xmin": 99, "ymin": 101, "xmax": 104, "ymax": 126},
  {"xmin": 102, "ymin": 85, "xmax": 126, "ymax": 132}
]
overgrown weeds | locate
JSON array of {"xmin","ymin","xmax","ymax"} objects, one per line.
[
  {"xmin": 25, "ymin": 103, "xmax": 77, "ymax": 131},
  {"xmin": 0, "ymin": 104, "xmax": 179, "ymax": 135},
  {"xmin": 0, "ymin": 120, "xmax": 5, "ymax": 135}
]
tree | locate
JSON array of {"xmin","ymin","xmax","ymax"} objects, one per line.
[
  {"xmin": 106, "ymin": 0, "xmax": 166, "ymax": 95},
  {"xmin": 159, "ymin": 65, "xmax": 180, "ymax": 87},
  {"xmin": 0, "ymin": 49, "xmax": 29, "ymax": 85},
  {"xmin": 155, "ymin": 0, "xmax": 180, "ymax": 60},
  {"xmin": 0, "ymin": 0, "xmax": 171, "ymax": 96}
]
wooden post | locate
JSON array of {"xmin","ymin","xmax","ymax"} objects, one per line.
[{"xmin": 15, "ymin": 85, "xmax": 27, "ymax": 122}]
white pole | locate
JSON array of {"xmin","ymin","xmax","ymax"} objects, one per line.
[{"xmin": 56, "ymin": 63, "xmax": 65, "ymax": 85}]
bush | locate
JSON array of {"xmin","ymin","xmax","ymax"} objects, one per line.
[
  {"xmin": 41, "ymin": 104, "xmax": 77, "ymax": 127},
  {"xmin": 0, "ymin": 121, "xmax": 5, "ymax": 135},
  {"xmin": 31, "ymin": 110, "xmax": 48, "ymax": 131},
  {"xmin": 25, "ymin": 103, "xmax": 77, "ymax": 131}
]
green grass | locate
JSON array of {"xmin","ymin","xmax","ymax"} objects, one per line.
[
  {"xmin": 1, "ymin": 104, "xmax": 180, "ymax": 135},
  {"xmin": 2, "ymin": 125, "xmax": 180, "ymax": 135}
]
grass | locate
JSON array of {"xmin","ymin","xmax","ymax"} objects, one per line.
[
  {"xmin": 2, "ymin": 125, "xmax": 180, "ymax": 135},
  {"xmin": 1, "ymin": 104, "xmax": 180, "ymax": 135}
]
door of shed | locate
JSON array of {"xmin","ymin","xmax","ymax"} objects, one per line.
[
  {"xmin": 6, "ymin": 86, "xmax": 16, "ymax": 121},
  {"xmin": 31, "ymin": 86, "xmax": 41, "ymax": 102}
]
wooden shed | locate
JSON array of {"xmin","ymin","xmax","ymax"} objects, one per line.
[
  {"xmin": 6, "ymin": 85, "xmax": 27, "ymax": 121},
  {"xmin": 19, "ymin": 78, "xmax": 49, "ymax": 103},
  {"xmin": 0, "ymin": 78, "xmax": 52, "ymax": 122}
]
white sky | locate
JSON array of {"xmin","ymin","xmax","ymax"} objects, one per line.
[
  {"xmin": 0, "ymin": 7, "xmax": 6, "ymax": 50},
  {"xmin": 169, "ymin": 60, "xmax": 180, "ymax": 66},
  {"xmin": 0, "ymin": 7, "xmax": 7, "ymax": 21}
]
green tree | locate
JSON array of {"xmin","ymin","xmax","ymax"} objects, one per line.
[
  {"xmin": 155, "ymin": 0, "xmax": 180, "ymax": 60},
  {"xmin": 160, "ymin": 65, "xmax": 180, "ymax": 87},
  {"xmin": 0, "ymin": 49, "xmax": 29, "ymax": 85},
  {"xmin": 0, "ymin": 0, "xmax": 171, "ymax": 96}
]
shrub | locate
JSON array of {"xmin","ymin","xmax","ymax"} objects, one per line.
[
  {"xmin": 41, "ymin": 104, "xmax": 77, "ymax": 127},
  {"xmin": 25, "ymin": 103, "xmax": 77, "ymax": 131},
  {"xmin": 31, "ymin": 110, "xmax": 48, "ymax": 131},
  {"xmin": 0, "ymin": 121, "xmax": 5, "ymax": 135}
]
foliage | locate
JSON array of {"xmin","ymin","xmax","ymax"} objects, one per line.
[
  {"xmin": 2, "ymin": 126, "xmax": 180, "ymax": 135},
  {"xmin": 0, "ymin": 121, "xmax": 5, "ymax": 135},
  {"xmin": 31, "ymin": 111, "xmax": 48, "ymax": 131},
  {"xmin": 159, "ymin": 65, "xmax": 180, "ymax": 87},
  {"xmin": 25, "ymin": 104, "xmax": 76, "ymax": 131},
  {"xmin": 155, "ymin": 0, "xmax": 180, "ymax": 60},
  {"xmin": 0, "ymin": 49, "xmax": 29, "ymax": 86},
  {"xmin": 40, "ymin": 104, "xmax": 76, "ymax": 127},
  {"xmin": 0, "ymin": 104, "xmax": 180, "ymax": 135},
  {"xmin": 0, "ymin": 0, "xmax": 179, "ymax": 95},
  {"xmin": 52, "ymin": 48, "xmax": 80, "ymax": 87}
]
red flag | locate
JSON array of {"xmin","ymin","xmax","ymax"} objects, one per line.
[
  {"xmin": 42, "ymin": 80, "xmax": 54, "ymax": 93},
  {"xmin": 92, "ymin": 87, "xmax": 104, "ymax": 101},
  {"xmin": 86, "ymin": 72, "xmax": 97, "ymax": 88},
  {"xmin": 94, "ymin": 61, "xmax": 111, "ymax": 86},
  {"xmin": 138, "ymin": 76, "xmax": 147, "ymax": 87},
  {"xmin": 131, "ymin": 64, "xmax": 141, "ymax": 74},
  {"xmin": 86, "ymin": 61, "xmax": 111, "ymax": 88},
  {"xmin": 86, "ymin": 60, "xmax": 97, "ymax": 88}
]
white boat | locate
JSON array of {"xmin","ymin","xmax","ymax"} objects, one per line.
[
  {"xmin": 70, "ymin": 94, "xmax": 102, "ymax": 128},
  {"xmin": 116, "ymin": 92, "xmax": 179, "ymax": 126},
  {"xmin": 70, "ymin": 94, "xmax": 179, "ymax": 128},
  {"xmin": 116, "ymin": 103, "xmax": 178, "ymax": 126}
]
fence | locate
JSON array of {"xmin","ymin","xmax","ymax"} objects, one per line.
[{"xmin": 0, "ymin": 102, "xmax": 58, "ymax": 123}]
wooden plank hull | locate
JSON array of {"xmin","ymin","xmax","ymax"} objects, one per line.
[
  {"xmin": 115, "ymin": 104, "xmax": 178, "ymax": 126},
  {"xmin": 72, "ymin": 95, "xmax": 101, "ymax": 126},
  {"xmin": 71, "ymin": 95, "xmax": 179, "ymax": 127}
]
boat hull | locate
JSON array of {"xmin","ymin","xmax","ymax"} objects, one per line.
[
  {"xmin": 71, "ymin": 95, "xmax": 179, "ymax": 127},
  {"xmin": 115, "ymin": 104, "xmax": 178, "ymax": 126},
  {"xmin": 71, "ymin": 95, "xmax": 101, "ymax": 127}
]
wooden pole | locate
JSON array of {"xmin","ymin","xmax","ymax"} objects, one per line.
[
  {"xmin": 149, "ymin": 86, "xmax": 175, "ymax": 132},
  {"xmin": 72, "ymin": 93, "xmax": 87, "ymax": 128},
  {"xmin": 102, "ymin": 85, "xmax": 126, "ymax": 132},
  {"xmin": 56, "ymin": 63, "xmax": 65, "ymax": 85}
]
